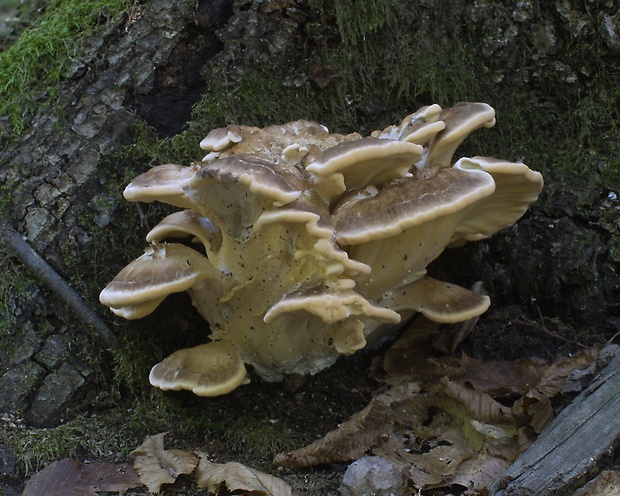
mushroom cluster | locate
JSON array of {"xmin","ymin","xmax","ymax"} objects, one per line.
[{"xmin": 100, "ymin": 103, "xmax": 543, "ymax": 396}]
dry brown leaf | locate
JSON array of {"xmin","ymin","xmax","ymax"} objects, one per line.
[
  {"xmin": 512, "ymin": 347, "xmax": 600, "ymax": 432},
  {"xmin": 439, "ymin": 377, "xmax": 515, "ymax": 425},
  {"xmin": 403, "ymin": 444, "xmax": 473, "ymax": 489},
  {"xmin": 449, "ymin": 453, "xmax": 510, "ymax": 491},
  {"xmin": 276, "ymin": 311, "xmax": 603, "ymax": 495},
  {"xmin": 274, "ymin": 383, "xmax": 421, "ymax": 468},
  {"xmin": 513, "ymin": 389, "xmax": 554, "ymax": 433},
  {"xmin": 130, "ymin": 432, "xmax": 198, "ymax": 493},
  {"xmin": 23, "ymin": 459, "xmax": 142, "ymax": 496},
  {"xmin": 455, "ymin": 354, "xmax": 549, "ymax": 397},
  {"xmin": 573, "ymin": 470, "xmax": 620, "ymax": 495},
  {"xmin": 195, "ymin": 453, "xmax": 292, "ymax": 495},
  {"xmin": 380, "ymin": 316, "xmax": 461, "ymax": 386}
]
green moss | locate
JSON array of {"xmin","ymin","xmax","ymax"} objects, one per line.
[
  {"xmin": 0, "ymin": 411, "xmax": 144, "ymax": 476},
  {"xmin": 308, "ymin": 0, "xmax": 399, "ymax": 46},
  {"xmin": 602, "ymin": 158, "xmax": 620, "ymax": 192},
  {"xmin": 126, "ymin": 120, "xmax": 205, "ymax": 166},
  {"xmin": 194, "ymin": 71, "xmax": 318, "ymax": 128},
  {"xmin": 0, "ymin": 0, "xmax": 127, "ymax": 135},
  {"xmin": 0, "ymin": 245, "xmax": 37, "ymax": 334},
  {"xmin": 223, "ymin": 417, "xmax": 298, "ymax": 463}
]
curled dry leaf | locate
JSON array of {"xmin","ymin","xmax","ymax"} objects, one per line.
[
  {"xmin": 130, "ymin": 432, "xmax": 198, "ymax": 494},
  {"xmin": 23, "ymin": 458, "xmax": 142, "ymax": 496},
  {"xmin": 276, "ymin": 315, "xmax": 601, "ymax": 493},
  {"xmin": 274, "ymin": 383, "xmax": 423, "ymax": 468},
  {"xmin": 195, "ymin": 452, "xmax": 292, "ymax": 496},
  {"xmin": 512, "ymin": 347, "xmax": 600, "ymax": 433}
]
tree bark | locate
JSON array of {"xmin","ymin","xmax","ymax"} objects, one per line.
[{"xmin": 0, "ymin": 0, "xmax": 618, "ymax": 431}]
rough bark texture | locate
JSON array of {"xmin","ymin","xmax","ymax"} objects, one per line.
[
  {"xmin": 0, "ymin": 0, "xmax": 619, "ymax": 493},
  {"xmin": 0, "ymin": 0, "xmax": 234, "ymax": 426}
]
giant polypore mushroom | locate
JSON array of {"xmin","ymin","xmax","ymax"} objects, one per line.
[{"xmin": 100, "ymin": 103, "xmax": 543, "ymax": 396}]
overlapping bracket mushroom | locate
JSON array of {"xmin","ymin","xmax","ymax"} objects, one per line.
[{"xmin": 100, "ymin": 102, "xmax": 543, "ymax": 396}]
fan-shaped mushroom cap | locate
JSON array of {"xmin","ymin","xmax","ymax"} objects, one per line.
[
  {"xmin": 106, "ymin": 297, "xmax": 167, "ymax": 320},
  {"xmin": 99, "ymin": 243, "xmax": 220, "ymax": 319},
  {"xmin": 190, "ymin": 155, "xmax": 304, "ymax": 210},
  {"xmin": 306, "ymin": 137, "xmax": 424, "ymax": 200},
  {"xmin": 450, "ymin": 156, "xmax": 544, "ymax": 243},
  {"xmin": 333, "ymin": 156, "xmax": 542, "ymax": 298},
  {"xmin": 332, "ymin": 167, "xmax": 496, "ymax": 297},
  {"xmin": 381, "ymin": 276, "xmax": 491, "ymax": 323},
  {"xmin": 146, "ymin": 210, "xmax": 222, "ymax": 254},
  {"xmin": 424, "ymin": 102, "xmax": 496, "ymax": 168},
  {"xmin": 372, "ymin": 104, "xmax": 444, "ymax": 144},
  {"xmin": 402, "ymin": 120, "xmax": 447, "ymax": 147},
  {"xmin": 203, "ymin": 120, "xmax": 360, "ymax": 167},
  {"xmin": 334, "ymin": 167, "xmax": 495, "ymax": 245},
  {"xmin": 264, "ymin": 278, "xmax": 400, "ymax": 325},
  {"xmin": 123, "ymin": 164, "xmax": 200, "ymax": 208},
  {"xmin": 149, "ymin": 341, "xmax": 248, "ymax": 397},
  {"xmin": 200, "ymin": 127, "xmax": 231, "ymax": 152},
  {"xmin": 200, "ymin": 126, "xmax": 247, "ymax": 151}
]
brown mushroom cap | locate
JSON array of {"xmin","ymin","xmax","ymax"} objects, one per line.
[
  {"xmin": 204, "ymin": 120, "xmax": 358, "ymax": 167},
  {"xmin": 332, "ymin": 153, "xmax": 542, "ymax": 300},
  {"xmin": 425, "ymin": 102, "xmax": 496, "ymax": 168},
  {"xmin": 451, "ymin": 156, "xmax": 544, "ymax": 243},
  {"xmin": 146, "ymin": 210, "xmax": 223, "ymax": 254},
  {"xmin": 106, "ymin": 297, "xmax": 166, "ymax": 320},
  {"xmin": 306, "ymin": 137, "xmax": 424, "ymax": 200},
  {"xmin": 264, "ymin": 278, "xmax": 400, "ymax": 325},
  {"xmin": 99, "ymin": 243, "xmax": 220, "ymax": 318},
  {"xmin": 123, "ymin": 164, "xmax": 200, "ymax": 208},
  {"xmin": 401, "ymin": 120, "xmax": 447, "ymax": 147},
  {"xmin": 372, "ymin": 104, "xmax": 444, "ymax": 144},
  {"xmin": 200, "ymin": 127, "xmax": 232, "ymax": 152},
  {"xmin": 333, "ymin": 167, "xmax": 495, "ymax": 246},
  {"xmin": 189, "ymin": 155, "xmax": 305, "ymax": 210},
  {"xmin": 381, "ymin": 276, "xmax": 491, "ymax": 323},
  {"xmin": 149, "ymin": 341, "xmax": 248, "ymax": 396},
  {"xmin": 332, "ymin": 167, "xmax": 496, "ymax": 297}
]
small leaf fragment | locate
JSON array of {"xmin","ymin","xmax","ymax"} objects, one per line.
[
  {"xmin": 195, "ymin": 453, "xmax": 292, "ymax": 496},
  {"xmin": 130, "ymin": 432, "xmax": 198, "ymax": 493}
]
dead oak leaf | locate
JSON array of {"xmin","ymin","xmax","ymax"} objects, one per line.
[
  {"xmin": 274, "ymin": 382, "xmax": 423, "ymax": 468},
  {"xmin": 195, "ymin": 453, "xmax": 292, "ymax": 496},
  {"xmin": 130, "ymin": 432, "xmax": 198, "ymax": 493},
  {"xmin": 23, "ymin": 458, "xmax": 142, "ymax": 496}
]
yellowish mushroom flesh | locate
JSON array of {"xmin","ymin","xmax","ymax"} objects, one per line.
[
  {"xmin": 100, "ymin": 103, "xmax": 543, "ymax": 396},
  {"xmin": 149, "ymin": 341, "xmax": 248, "ymax": 397}
]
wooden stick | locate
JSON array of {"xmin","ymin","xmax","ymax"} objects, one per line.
[{"xmin": 0, "ymin": 221, "xmax": 119, "ymax": 349}]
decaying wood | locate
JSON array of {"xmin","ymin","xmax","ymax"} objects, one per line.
[{"xmin": 491, "ymin": 349, "xmax": 620, "ymax": 495}]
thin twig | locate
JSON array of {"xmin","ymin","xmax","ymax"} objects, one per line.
[{"xmin": 0, "ymin": 221, "xmax": 119, "ymax": 349}]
